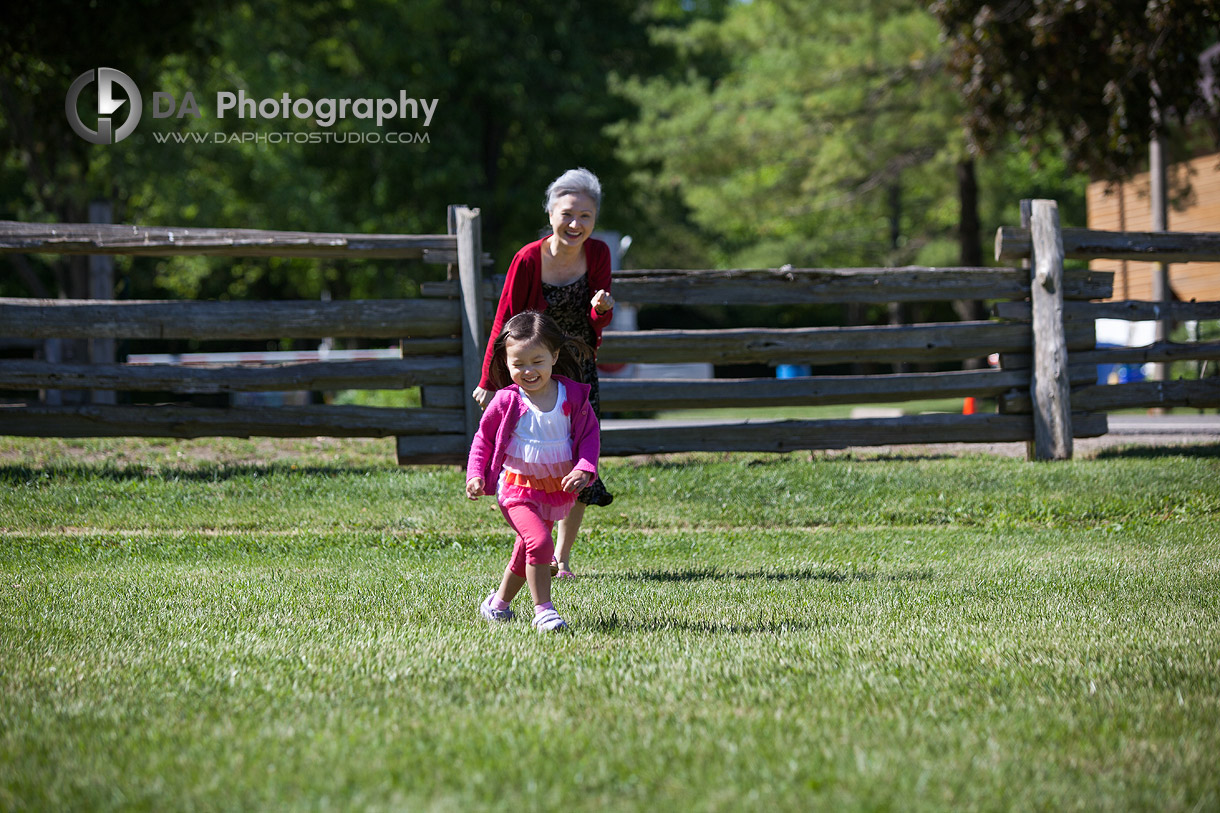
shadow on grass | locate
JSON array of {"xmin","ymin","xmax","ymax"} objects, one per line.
[
  {"xmin": 755, "ymin": 452, "xmax": 973, "ymax": 464},
  {"xmin": 1092, "ymin": 442, "xmax": 1220, "ymax": 460},
  {"xmin": 832, "ymin": 452, "xmax": 984, "ymax": 463},
  {"xmin": 581, "ymin": 612, "xmax": 819, "ymax": 635},
  {"xmin": 0, "ymin": 462, "xmax": 395, "ymax": 484},
  {"xmin": 586, "ymin": 566, "xmax": 933, "ymax": 584}
]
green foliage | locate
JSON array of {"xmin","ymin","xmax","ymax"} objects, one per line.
[
  {"xmin": 0, "ymin": 0, "xmax": 227, "ymax": 298},
  {"xmin": 0, "ymin": 1, "xmax": 216, "ymax": 219},
  {"xmin": 1166, "ymin": 319, "xmax": 1220, "ymax": 382},
  {"xmin": 613, "ymin": 0, "xmax": 965, "ymax": 268},
  {"xmin": 930, "ymin": 0, "xmax": 1220, "ymax": 178},
  {"xmin": 611, "ymin": 0, "xmax": 1096, "ymax": 275},
  {"xmin": 330, "ymin": 388, "xmax": 422, "ymax": 408}
]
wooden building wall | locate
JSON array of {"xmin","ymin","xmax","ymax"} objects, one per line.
[{"xmin": 1087, "ymin": 151, "xmax": 1220, "ymax": 302}]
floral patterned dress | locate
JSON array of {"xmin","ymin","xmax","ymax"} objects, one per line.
[{"xmin": 542, "ymin": 275, "xmax": 613, "ymax": 507}]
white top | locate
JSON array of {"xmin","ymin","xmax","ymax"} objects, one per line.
[{"xmin": 502, "ymin": 381, "xmax": 573, "ymax": 482}]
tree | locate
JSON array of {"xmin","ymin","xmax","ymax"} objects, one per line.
[
  {"xmin": 1, "ymin": 0, "xmax": 680, "ymax": 304},
  {"xmin": 0, "ymin": 0, "xmax": 222, "ymax": 299},
  {"xmin": 930, "ymin": 0, "xmax": 1220, "ymax": 179},
  {"xmin": 613, "ymin": 0, "xmax": 978, "ymax": 274}
]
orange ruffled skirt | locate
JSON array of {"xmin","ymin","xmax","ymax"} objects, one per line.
[{"xmin": 499, "ymin": 456, "xmax": 576, "ymax": 522}]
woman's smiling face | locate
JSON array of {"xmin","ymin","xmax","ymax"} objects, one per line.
[
  {"xmin": 548, "ymin": 192, "xmax": 597, "ymax": 249},
  {"xmin": 505, "ymin": 335, "xmax": 560, "ymax": 396}
]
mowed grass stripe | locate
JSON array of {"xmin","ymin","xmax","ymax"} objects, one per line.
[{"xmin": 3, "ymin": 452, "xmax": 1218, "ymax": 533}]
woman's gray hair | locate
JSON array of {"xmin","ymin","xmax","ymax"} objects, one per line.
[{"xmin": 544, "ymin": 167, "xmax": 602, "ymax": 214}]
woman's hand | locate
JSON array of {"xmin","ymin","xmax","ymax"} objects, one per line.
[
  {"xmin": 471, "ymin": 387, "xmax": 493, "ymax": 411},
  {"xmin": 591, "ymin": 289, "xmax": 615, "ymax": 314},
  {"xmin": 561, "ymin": 469, "xmax": 593, "ymax": 494},
  {"xmin": 466, "ymin": 477, "xmax": 485, "ymax": 500}
]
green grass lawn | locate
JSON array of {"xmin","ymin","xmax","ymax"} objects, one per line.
[{"xmin": 2, "ymin": 437, "xmax": 1218, "ymax": 811}]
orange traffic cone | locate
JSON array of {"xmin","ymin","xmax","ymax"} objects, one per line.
[{"xmin": 962, "ymin": 396, "xmax": 976, "ymax": 415}]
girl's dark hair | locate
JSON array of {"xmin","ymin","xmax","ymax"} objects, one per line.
[{"xmin": 488, "ymin": 310, "xmax": 592, "ymax": 390}]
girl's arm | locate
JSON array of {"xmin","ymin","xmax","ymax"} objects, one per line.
[{"xmin": 466, "ymin": 394, "xmax": 507, "ymax": 489}]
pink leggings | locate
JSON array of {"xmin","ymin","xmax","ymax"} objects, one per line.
[{"xmin": 501, "ymin": 502, "xmax": 556, "ymax": 578}]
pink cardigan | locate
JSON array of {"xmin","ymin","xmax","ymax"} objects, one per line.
[{"xmin": 466, "ymin": 375, "xmax": 600, "ymax": 496}]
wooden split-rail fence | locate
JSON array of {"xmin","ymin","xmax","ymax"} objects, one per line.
[{"xmin": 1, "ymin": 200, "xmax": 1218, "ymax": 462}]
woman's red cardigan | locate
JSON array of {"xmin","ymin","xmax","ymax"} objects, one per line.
[{"xmin": 478, "ymin": 236, "xmax": 613, "ymax": 390}]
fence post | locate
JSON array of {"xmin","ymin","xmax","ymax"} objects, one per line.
[
  {"xmin": 1019, "ymin": 199, "xmax": 1034, "ymax": 461},
  {"xmin": 41, "ymin": 337, "xmax": 62, "ymax": 406},
  {"xmin": 446, "ymin": 204, "xmax": 460, "ymax": 282},
  {"xmin": 1149, "ymin": 132, "xmax": 1172, "ymax": 393},
  {"xmin": 455, "ymin": 206, "xmax": 484, "ymax": 444},
  {"xmin": 89, "ymin": 200, "xmax": 116, "ymax": 405},
  {"xmin": 1029, "ymin": 199, "xmax": 1073, "ymax": 460}
]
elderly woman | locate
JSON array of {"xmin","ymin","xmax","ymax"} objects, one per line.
[{"xmin": 472, "ymin": 167, "xmax": 615, "ymax": 578}]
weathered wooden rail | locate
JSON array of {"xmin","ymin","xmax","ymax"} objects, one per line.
[
  {"xmin": 2, "ymin": 201, "xmax": 1217, "ymax": 461},
  {"xmin": 596, "ymin": 319, "xmax": 1095, "ymax": 366},
  {"xmin": 0, "ymin": 297, "xmax": 461, "ymax": 339},
  {"xmin": 0, "ymin": 213, "xmax": 479, "ymax": 440},
  {"xmin": 2, "ymin": 404, "xmax": 463, "ymax": 438},
  {"xmin": 607, "ymin": 266, "xmax": 1110, "ymax": 304},
  {"xmin": 577, "ymin": 413, "xmax": 1111, "ymax": 457},
  {"xmin": 0, "ymin": 220, "xmax": 460, "ymax": 262},
  {"xmin": 0, "ymin": 357, "xmax": 461, "ymax": 393},
  {"xmin": 996, "ymin": 226, "xmax": 1220, "ymax": 264}
]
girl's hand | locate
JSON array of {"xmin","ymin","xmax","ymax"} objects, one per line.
[
  {"xmin": 591, "ymin": 289, "xmax": 614, "ymax": 314},
  {"xmin": 471, "ymin": 387, "xmax": 493, "ymax": 411},
  {"xmin": 466, "ymin": 477, "xmax": 485, "ymax": 500},
  {"xmin": 561, "ymin": 469, "xmax": 592, "ymax": 493}
]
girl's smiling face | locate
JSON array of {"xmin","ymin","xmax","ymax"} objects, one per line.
[
  {"xmin": 548, "ymin": 192, "xmax": 597, "ymax": 249},
  {"xmin": 505, "ymin": 335, "xmax": 560, "ymax": 396}
]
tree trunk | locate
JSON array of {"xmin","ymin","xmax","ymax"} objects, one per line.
[
  {"xmin": 953, "ymin": 158, "xmax": 986, "ymax": 369},
  {"xmin": 887, "ymin": 182, "xmax": 909, "ymax": 373}
]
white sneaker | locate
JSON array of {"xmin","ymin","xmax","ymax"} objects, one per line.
[
  {"xmin": 532, "ymin": 607, "xmax": 568, "ymax": 632},
  {"xmin": 479, "ymin": 593, "xmax": 514, "ymax": 622}
]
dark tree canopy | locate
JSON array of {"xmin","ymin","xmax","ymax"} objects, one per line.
[
  {"xmin": 931, "ymin": 0, "xmax": 1220, "ymax": 178},
  {"xmin": 0, "ymin": 0, "xmax": 216, "ymax": 222},
  {"xmin": 0, "ymin": 0, "xmax": 681, "ymax": 302}
]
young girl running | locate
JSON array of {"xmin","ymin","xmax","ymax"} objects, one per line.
[{"xmin": 466, "ymin": 311, "xmax": 600, "ymax": 632}]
